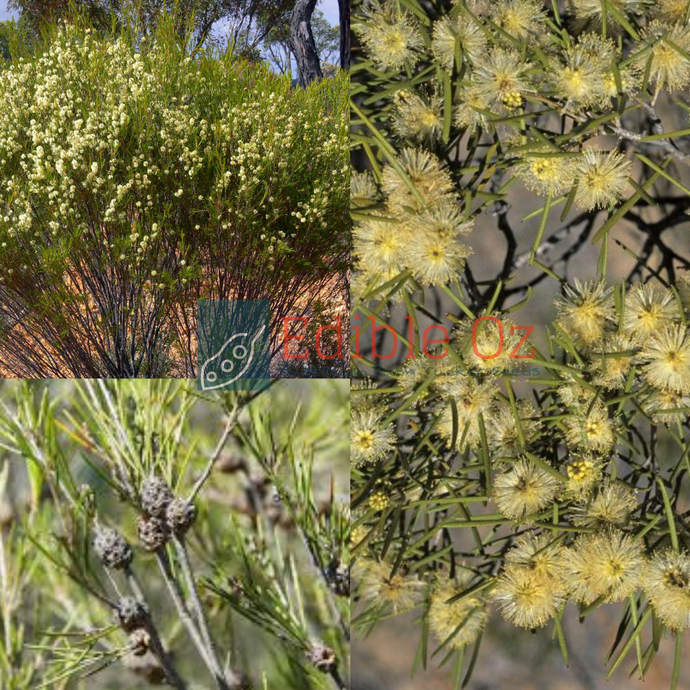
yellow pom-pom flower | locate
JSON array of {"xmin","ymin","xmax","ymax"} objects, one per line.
[
  {"xmin": 392, "ymin": 93, "xmax": 443, "ymax": 143},
  {"xmin": 556, "ymin": 279, "xmax": 615, "ymax": 348},
  {"xmin": 354, "ymin": 558, "xmax": 425, "ymax": 612},
  {"xmin": 643, "ymin": 550, "xmax": 690, "ymax": 630},
  {"xmin": 569, "ymin": 0, "xmax": 645, "ymax": 32},
  {"xmin": 437, "ymin": 378, "xmax": 497, "ymax": 450},
  {"xmin": 572, "ymin": 481, "xmax": 638, "ymax": 528},
  {"xmin": 574, "ymin": 148, "xmax": 631, "ymax": 211},
  {"xmin": 564, "ymin": 530, "xmax": 644, "ymax": 605},
  {"xmin": 382, "ymin": 148, "xmax": 457, "ymax": 213},
  {"xmin": 432, "ymin": 15, "xmax": 486, "ymax": 70},
  {"xmin": 428, "ymin": 572, "xmax": 488, "ymax": 649},
  {"xmin": 351, "ymin": 407, "xmax": 396, "ymax": 465},
  {"xmin": 354, "ymin": 0, "xmax": 424, "ymax": 71},
  {"xmin": 493, "ymin": 459, "xmax": 560, "ymax": 521},
  {"xmin": 492, "ymin": 0, "xmax": 546, "ymax": 41},
  {"xmin": 623, "ymin": 283, "xmax": 679, "ymax": 342},
  {"xmin": 641, "ymin": 324, "xmax": 690, "ymax": 393},
  {"xmin": 493, "ymin": 562, "xmax": 566, "ymax": 629},
  {"xmin": 515, "ymin": 149, "xmax": 576, "ymax": 197},
  {"xmin": 636, "ymin": 20, "xmax": 690, "ymax": 95},
  {"xmin": 473, "ymin": 49, "xmax": 533, "ymax": 112}
]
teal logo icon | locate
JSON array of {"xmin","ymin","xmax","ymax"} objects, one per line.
[{"xmin": 197, "ymin": 300, "xmax": 270, "ymax": 391}]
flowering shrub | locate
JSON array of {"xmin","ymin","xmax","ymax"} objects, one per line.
[
  {"xmin": 0, "ymin": 18, "xmax": 349, "ymax": 377},
  {"xmin": 0, "ymin": 379, "xmax": 350, "ymax": 689},
  {"xmin": 351, "ymin": 0, "xmax": 690, "ymax": 686}
]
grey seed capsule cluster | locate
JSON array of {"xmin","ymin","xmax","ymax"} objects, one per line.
[
  {"xmin": 140, "ymin": 475, "xmax": 174, "ymax": 518},
  {"xmin": 116, "ymin": 597, "xmax": 149, "ymax": 632},
  {"xmin": 93, "ymin": 526, "xmax": 133, "ymax": 570}
]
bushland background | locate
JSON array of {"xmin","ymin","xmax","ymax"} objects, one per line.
[{"xmin": 0, "ymin": 0, "xmax": 349, "ymax": 378}]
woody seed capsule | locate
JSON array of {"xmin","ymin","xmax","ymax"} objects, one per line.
[
  {"xmin": 129, "ymin": 628, "xmax": 151, "ymax": 656},
  {"xmin": 137, "ymin": 515, "xmax": 169, "ymax": 551},
  {"xmin": 93, "ymin": 525, "xmax": 133, "ymax": 570},
  {"xmin": 165, "ymin": 497, "xmax": 197, "ymax": 536},
  {"xmin": 326, "ymin": 560, "xmax": 350, "ymax": 597},
  {"xmin": 306, "ymin": 642, "xmax": 337, "ymax": 674},
  {"xmin": 140, "ymin": 475, "xmax": 174, "ymax": 518},
  {"xmin": 116, "ymin": 597, "xmax": 149, "ymax": 632}
]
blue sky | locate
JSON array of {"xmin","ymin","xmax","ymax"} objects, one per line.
[
  {"xmin": 319, "ymin": 0, "xmax": 339, "ymax": 27},
  {"xmin": 1, "ymin": 1, "xmax": 339, "ymax": 25}
]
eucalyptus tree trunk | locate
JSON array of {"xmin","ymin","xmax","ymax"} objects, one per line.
[
  {"xmin": 338, "ymin": 0, "xmax": 350, "ymax": 70},
  {"xmin": 290, "ymin": 0, "xmax": 322, "ymax": 86}
]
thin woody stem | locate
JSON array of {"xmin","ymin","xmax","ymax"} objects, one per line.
[
  {"xmin": 298, "ymin": 528, "xmax": 349, "ymax": 641},
  {"xmin": 155, "ymin": 549, "xmax": 229, "ymax": 690},
  {"xmin": 173, "ymin": 535, "xmax": 242, "ymax": 689},
  {"xmin": 144, "ymin": 619, "xmax": 189, "ymax": 690},
  {"xmin": 330, "ymin": 667, "xmax": 348, "ymax": 690},
  {"xmin": 187, "ymin": 390, "xmax": 267, "ymax": 504},
  {"xmin": 609, "ymin": 124, "xmax": 690, "ymax": 165},
  {"xmin": 123, "ymin": 566, "xmax": 188, "ymax": 690},
  {"xmin": 187, "ymin": 409, "xmax": 240, "ymax": 503}
]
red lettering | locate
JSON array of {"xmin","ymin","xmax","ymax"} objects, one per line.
[
  {"xmin": 510, "ymin": 325, "xmax": 534, "ymax": 359},
  {"xmin": 472, "ymin": 316, "xmax": 503, "ymax": 360},
  {"xmin": 423, "ymin": 325, "xmax": 449, "ymax": 359},
  {"xmin": 283, "ymin": 317, "xmax": 308, "ymax": 359},
  {"xmin": 351, "ymin": 312, "xmax": 363, "ymax": 359},
  {"xmin": 316, "ymin": 316, "xmax": 343, "ymax": 360},
  {"xmin": 406, "ymin": 315, "xmax": 415, "ymax": 358},
  {"xmin": 370, "ymin": 315, "xmax": 398, "ymax": 360}
]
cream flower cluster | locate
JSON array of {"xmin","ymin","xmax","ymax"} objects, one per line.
[{"xmin": 352, "ymin": 148, "xmax": 473, "ymax": 302}]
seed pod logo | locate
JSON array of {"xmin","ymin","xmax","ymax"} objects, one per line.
[{"xmin": 200, "ymin": 325, "xmax": 266, "ymax": 390}]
